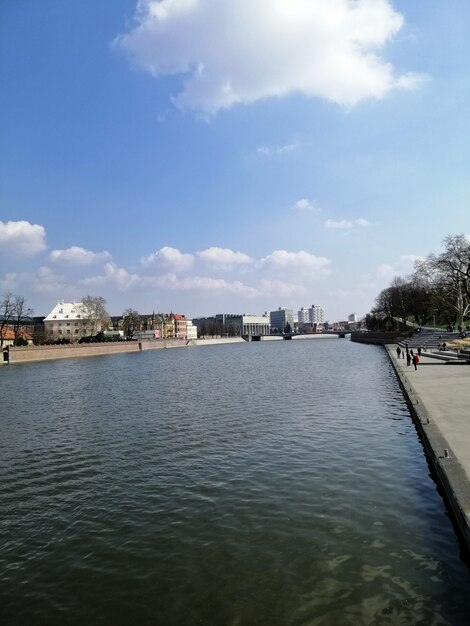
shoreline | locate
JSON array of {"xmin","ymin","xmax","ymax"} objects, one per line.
[
  {"xmin": 385, "ymin": 344, "xmax": 470, "ymax": 552},
  {"xmin": 2, "ymin": 334, "xmax": 339, "ymax": 365}
]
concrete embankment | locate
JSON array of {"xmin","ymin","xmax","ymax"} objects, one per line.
[
  {"xmin": 5, "ymin": 339, "xmax": 187, "ymax": 364},
  {"xmin": 3, "ymin": 337, "xmax": 248, "ymax": 364},
  {"xmin": 386, "ymin": 345, "xmax": 470, "ymax": 550}
]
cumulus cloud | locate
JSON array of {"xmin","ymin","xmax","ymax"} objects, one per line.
[
  {"xmin": 0, "ymin": 272, "xmax": 19, "ymax": 292},
  {"xmin": 0, "ymin": 220, "xmax": 47, "ymax": 256},
  {"xmin": 157, "ymin": 272, "xmax": 257, "ymax": 296},
  {"xmin": 258, "ymin": 279, "xmax": 307, "ymax": 298},
  {"xmin": 115, "ymin": 0, "xmax": 421, "ymax": 114},
  {"xmin": 81, "ymin": 263, "xmax": 142, "ymax": 291},
  {"xmin": 292, "ymin": 198, "xmax": 316, "ymax": 212},
  {"xmin": 50, "ymin": 246, "xmax": 112, "ymax": 265},
  {"xmin": 141, "ymin": 246, "xmax": 194, "ymax": 271},
  {"xmin": 33, "ymin": 266, "xmax": 65, "ymax": 294},
  {"xmin": 375, "ymin": 254, "xmax": 421, "ymax": 280},
  {"xmin": 261, "ymin": 249, "xmax": 331, "ymax": 275},
  {"xmin": 325, "ymin": 218, "xmax": 371, "ymax": 229},
  {"xmin": 197, "ymin": 246, "xmax": 254, "ymax": 266}
]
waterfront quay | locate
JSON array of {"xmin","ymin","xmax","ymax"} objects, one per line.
[{"xmin": 387, "ymin": 345, "xmax": 470, "ymax": 551}]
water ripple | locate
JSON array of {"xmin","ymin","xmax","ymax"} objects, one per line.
[{"xmin": 1, "ymin": 341, "xmax": 470, "ymax": 624}]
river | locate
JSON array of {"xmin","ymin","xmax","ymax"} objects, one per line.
[{"xmin": 1, "ymin": 339, "xmax": 470, "ymax": 625}]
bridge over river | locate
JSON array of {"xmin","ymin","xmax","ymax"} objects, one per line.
[{"xmin": 243, "ymin": 331, "xmax": 349, "ymax": 341}]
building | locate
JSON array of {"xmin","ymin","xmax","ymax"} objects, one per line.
[
  {"xmin": 44, "ymin": 301, "xmax": 96, "ymax": 342},
  {"xmin": 310, "ymin": 304, "xmax": 325, "ymax": 325},
  {"xmin": 186, "ymin": 320, "xmax": 197, "ymax": 340},
  {"xmin": 216, "ymin": 313, "xmax": 270, "ymax": 336},
  {"xmin": 173, "ymin": 313, "xmax": 188, "ymax": 339},
  {"xmin": 270, "ymin": 307, "xmax": 294, "ymax": 333}
]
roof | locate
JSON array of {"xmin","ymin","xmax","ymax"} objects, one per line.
[{"xmin": 44, "ymin": 301, "xmax": 89, "ymax": 322}]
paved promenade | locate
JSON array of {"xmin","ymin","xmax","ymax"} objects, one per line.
[{"xmin": 387, "ymin": 345, "xmax": 470, "ymax": 550}]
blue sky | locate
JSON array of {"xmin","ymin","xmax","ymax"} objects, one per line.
[{"xmin": 1, "ymin": 0, "xmax": 469, "ymax": 320}]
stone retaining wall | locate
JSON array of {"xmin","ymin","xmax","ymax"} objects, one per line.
[
  {"xmin": 351, "ymin": 331, "xmax": 405, "ymax": 345},
  {"xmin": 7, "ymin": 342, "xmax": 140, "ymax": 363}
]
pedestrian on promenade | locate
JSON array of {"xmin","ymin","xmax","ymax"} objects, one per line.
[
  {"xmin": 412, "ymin": 353, "xmax": 418, "ymax": 371},
  {"xmin": 396, "ymin": 346, "xmax": 401, "ymax": 359},
  {"xmin": 406, "ymin": 350, "xmax": 411, "ymax": 367},
  {"xmin": 418, "ymin": 346, "xmax": 422, "ymax": 356}
]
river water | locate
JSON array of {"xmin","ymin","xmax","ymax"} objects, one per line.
[{"xmin": 1, "ymin": 339, "xmax": 470, "ymax": 625}]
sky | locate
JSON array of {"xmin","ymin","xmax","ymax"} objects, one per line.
[{"xmin": 1, "ymin": 0, "xmax": 470, "ymax": 321}]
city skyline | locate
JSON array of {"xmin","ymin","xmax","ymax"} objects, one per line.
[{"xmin": 1, "ymin": 1, "xmax": 470, "ymax": 320}]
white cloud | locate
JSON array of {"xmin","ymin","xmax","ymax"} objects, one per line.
[
  {"xmin": 33, "ymin": 266, "xmax": 65, "ymax": 294},
  {"xmin": 400, "ymin": 254, "xmax": 422, "ymax": 266},
  {"xmin": 80, "ymin": 263, "xmax": 142, "ymax": 291},
  {"xmin": 258, "ymin": 279, "xmax": 307, "ymax": 298},
  {"xmin": 115, "ymin": 0, "xmax": 421, "ymax": 114},
  {"xmin": 292, "ymin": 198, "xmax": 315, "ymax": 212},
  {"xmin": 141, "ymin": 246, "xmax": 194, "ymax": 271},
  {"xmin": 375, "ymin": 254, "xmax": 422, "ymax": 280},
  {"xmin": 376, "ymin": 263, "xmax": 395, "ymax": 278},
  {"xmin": 325, "ymin": 218, "xmax": 370, "ymax": 229},
  {"xmin": 0, "ymin": 272, "xmax": 19, "ymax": 292},
  {"xmin": 325, "ymin": 219, "xmax": 353, "ymax": 230},
  {"xmin": 261, "ymin": 249, "xmax": 332, "ymax": 275},
  {"xmin": 0, "ymin": 220, "xmax": 47, "ymax": 256},
  {"xmin": 50, "ymin": 246, "xmax": 112, "ymax": 265},
  {"xmin": 197, "ymin": 246, "xmax": 253, "ymax": 266},
  {"xmin": 257, "ymin": 143, "xmax": 298, "ymax": 157},
  {"xmin": 157, "ymin": 272, "xmax": 257, "ymax": 296}
]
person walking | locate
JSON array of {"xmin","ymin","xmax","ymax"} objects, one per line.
[
  {"xmin": 396, "ymin": 346, "xmax": 401, "ymax": 359},
  {"xmin": 412, "ymin": 353, "xmax": 418, "ymax": 371},
  {"xmin": 406, "ymin": 349, "xmax": 411, "ymax": 367}
]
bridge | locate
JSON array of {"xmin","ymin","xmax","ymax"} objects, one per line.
[{"xmin": 243, "ymin": 331, "xmax": 349, "ymax": 341}]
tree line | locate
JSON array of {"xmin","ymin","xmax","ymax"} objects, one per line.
[{"xmin": 367, "ymin": 234, "xmax": 470, "ymax": 332}]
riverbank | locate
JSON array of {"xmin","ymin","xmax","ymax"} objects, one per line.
[
  {"xmin": 2, "ymin": 334, "xmax": 340, "ymax": 364},
  {"xmin": 386, "ymin": 345, "xmax": 470, "ymax": 551}
]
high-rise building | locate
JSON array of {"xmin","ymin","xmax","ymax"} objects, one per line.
[
  {"xmin": 270, "ymin": 307, "xmax": 294, "ymax": 333},
  {"xmin": 309, "ymin": 304, "xmax": 325, "ymax": 325},
  {"xmin": 298, "ymin": 307, "xmax": 310, "ymax": 324}
]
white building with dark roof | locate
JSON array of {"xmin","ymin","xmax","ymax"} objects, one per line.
[{"xmin": 44, "ymin": 301, "xmax": 94, "ymax": 342}]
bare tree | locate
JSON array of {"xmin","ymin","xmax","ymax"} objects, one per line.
[
  {"xmin": 122, "ymin": 308, "xmax": 141, "ymax": 339},
  {"xmin": 12, "ymin": 296, "xmax": 33, "ymax": 344},
  {"xmin": 0, "ymin": 293, "xmax": 15, "ymax": 348},
  {"xmin": 416, "ymin": 235, "xmax": 470, "ymax": 330},
  {"xmin": 0, "ymin": 293, "xmax": 33, "ymax": 347},
  {"xmin": 81, "ymin": 295, "xmax": 110, "ymax": 335}
]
